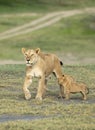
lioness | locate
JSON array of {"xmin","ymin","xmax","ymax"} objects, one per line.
[
  {"xmin": 58, "ymin": 75, "xmax": 89, "ymax": 100},
  {"xmin": 22, "ymin": 48, "xmax": 63, "ymax": 100}
]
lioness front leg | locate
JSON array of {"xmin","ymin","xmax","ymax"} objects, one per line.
[
  {"xmin": 36, "ymin": 76, "xmax": 46, "ymax": 100},
  {"xmin": 23, "ymin": 75, "xmax": 32, "ymax": 100}
]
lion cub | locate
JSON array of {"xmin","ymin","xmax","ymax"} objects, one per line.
[{"xmin": 58, "ymin": 75, "xmax": 89, "ymax": 100}]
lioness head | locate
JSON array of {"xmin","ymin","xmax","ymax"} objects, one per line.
[{"xmin": 22, "ymin": 48, "xmax": 40, "ymax": 66}]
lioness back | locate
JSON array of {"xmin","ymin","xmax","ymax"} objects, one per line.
[{"xmin": 39, "ymin": 52, "xmax": 63, "ymax": 77}]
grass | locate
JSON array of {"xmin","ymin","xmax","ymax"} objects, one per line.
[
  {"xmin": 0, "ymin": 1, "xmax": 95, "ymax": 129},
  {"xmin": 0, "ymin": 0, "xmax": 95, "ymax": 13},
  {"xmin": 0, "ymin": 14, "xmax": 42, "ymax": 33},
  {"xmin": 0, "ymin": 64, "xmax": 95, "ymax": 129},
  {"xmin": 0, "ymin": 118, "xmax": 95, "ymax": 130},
  {"xmin": 0, "ymin": 13, "xmax": 95, "ymax": 60}
]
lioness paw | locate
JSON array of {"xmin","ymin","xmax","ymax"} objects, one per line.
[
  {"xmin": 25, "ymin": 93, "xmax": 31, "ymax": 100},
  {"xmin": 35, "ymin": 95, "xmax": 42, "ymax": 101}
]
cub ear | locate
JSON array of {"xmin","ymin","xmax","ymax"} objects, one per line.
[
  {"xmin": 22, "ymin": 48, "xmax": 26, "ymax": 54},
  {"xmin": 35, "ymin": 48, "xmax": 40, "ymax": 54}
]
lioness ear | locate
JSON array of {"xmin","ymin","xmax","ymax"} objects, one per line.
[
  {"xmin": 22, "ymin": 48, "xmax": 26, "ymax": 54},
  {"xmin": 35, "ymin": 48, "xmax": 40, "ymax": 54}
]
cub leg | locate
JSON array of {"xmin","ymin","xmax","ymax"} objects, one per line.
[
  {"xmin": 58, "ymin": 85, "xmax": 65, "ymax": 98},
  {"xmin": 65, "ymin": 93, "xmax": 70, "ymax": 100},
  {"xmin": 23, "ymin": 75, "xmax": 32, "ymax": 100},
  {"xmin": 36, "ymin": 76, "xmax": 46, "ymax": 100},
  {"xmin": 64, "ymin": 88, "xmax": 70, "ymax": 100}
]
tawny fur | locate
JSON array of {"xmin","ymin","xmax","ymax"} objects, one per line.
[
  {"xmin": 58, "ymin": 75, "xmax": 89, "ymax": 100},
  {"xmin": 22, "ymin": 48, "xmax": 63, "ymax": 100}
]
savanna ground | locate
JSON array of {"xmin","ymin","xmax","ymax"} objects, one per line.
[{"xmin": 0, "ymin": 0, "xmax": 95, "ymax": 129}]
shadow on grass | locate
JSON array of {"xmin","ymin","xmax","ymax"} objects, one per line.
[{"xmin": 0, "ymin": 114, "xmax": 61, "ymax": 123}]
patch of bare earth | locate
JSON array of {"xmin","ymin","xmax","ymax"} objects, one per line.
[{"xmin": 0, "ymin": 55, "xmax": 95, "ymax": 65}]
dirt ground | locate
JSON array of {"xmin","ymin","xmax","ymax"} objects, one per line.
[{"xmin": 0, "ymin": 55, "xmax": 95, "ymax": 65}]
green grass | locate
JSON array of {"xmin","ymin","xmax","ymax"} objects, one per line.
[
  {"xmin": 0, "ymin": 13, "xmax": 95, "ymax": 60},
  {"xmin": 0, "ymin": 118, "xmax": 95, "ymax": 130},
  {"xmin": 0, "ymin": 0, "xmax": 95, "ymax": 13},
  {"xmin": 0, "ymin": 15, "xmax": 42, "ymax": 33},
  {"xmin": 0, "ymin": 64, "xmax": 95, "ymax": 129},
  {"xmin": 0, "ymin": 1, "xmax": 95, "ymax": 129}
]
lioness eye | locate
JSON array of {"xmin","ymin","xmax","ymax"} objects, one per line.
[
  {"xmin": 31, "ymin": 54, "xmax": 34, "ymax": 56},
  {"xmin": 25, "ymin": 54, "xmax": 27, "ymax": 56}
]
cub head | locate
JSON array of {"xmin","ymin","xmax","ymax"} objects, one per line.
[
  {"xmin": 22, "ymin": 48, "xmax": 40, "ymax": 66},
  {"xmin": 58, "ymin": 75, "xmax": 65, "ymax": 85}
]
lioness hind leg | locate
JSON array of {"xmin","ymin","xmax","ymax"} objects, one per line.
[
  {"xmin": 36, "ymin": 76, "xmax": 46, "ymax": 101},
  {"xmin": 81, "ymin": 91, "xmax": 87, "ymax": 100},
  {"xmin": 23, "ymin": 75, "xmax": 32, "ymax": 100},
  {"xmin": 53, "ymin": 62, "xmax": 63, "ymax": 98}
]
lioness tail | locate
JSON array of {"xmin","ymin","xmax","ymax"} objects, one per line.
[
  {"xmin": 86, "ymin": 87, "xmax": 89, "ymax": 94},
  {"xmin": 60, "ymin": 61, "xmax": 63, "ymax": 66}
]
